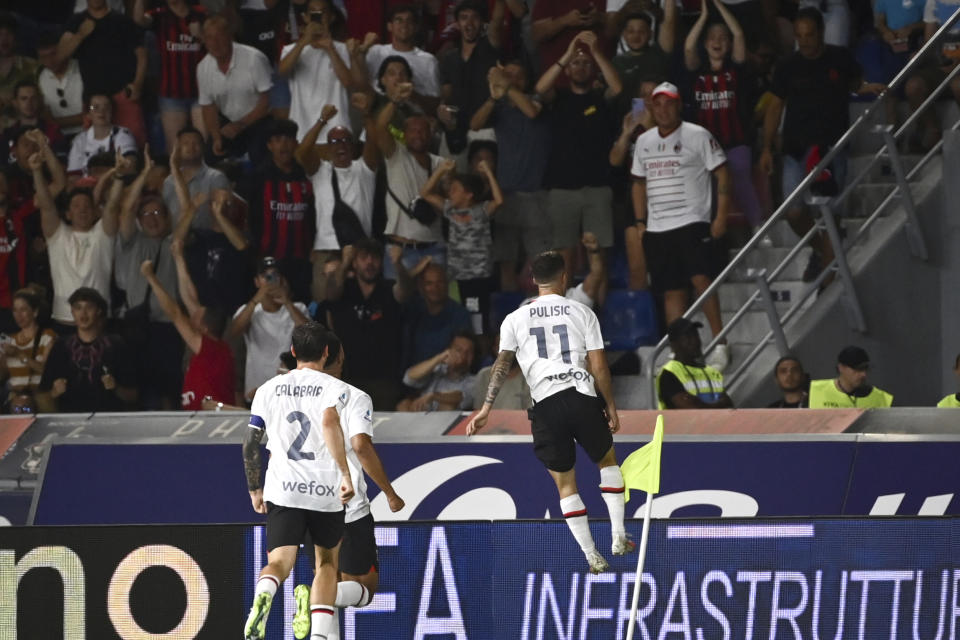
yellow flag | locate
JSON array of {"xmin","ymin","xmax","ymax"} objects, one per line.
[{"xmin": 621, "ymin": 414, "xmax": 664, "ymax": 502}]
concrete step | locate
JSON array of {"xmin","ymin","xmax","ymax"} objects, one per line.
[
  {"xmin": 727, "ymin": 246, "xmax": 812, "ymax": 282},
  {"xmin": 718, "ymin": 279, "xmax": 813, "ymax": 313},
  {"xmin": 720, "ymin": 309, "xmax": 774, "ymax": 344},
  {"xmin": 847, "ymin": 153, "xmax": 924, "ymax": 185},
  {"xmin": 843, "ymin": 182, "xmax": 906, "ymax": 218}
]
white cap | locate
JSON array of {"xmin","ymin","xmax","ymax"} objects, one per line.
[{"xmin": 651, "ymin": 81, "xmax": 680, "ymax": 100}]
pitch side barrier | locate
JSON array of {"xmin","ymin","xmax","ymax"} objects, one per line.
[
  {"xmin": 23, "ymin": 428, "xmax": 960, "ymax": 526},
  {"xmin": 2, "ymin": 517, "xmax": 960, "ymax": 639}
]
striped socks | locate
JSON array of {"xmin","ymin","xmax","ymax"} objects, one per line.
[
  {"xmin": 560, "ymin": 493, "xmax": 597, "ymax": 554},
  {"xmin": 599, "ymin": 465, "xmax": 626, "ymax": 537}
]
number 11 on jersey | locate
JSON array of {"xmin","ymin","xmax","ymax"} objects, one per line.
[{"xmin": 530, "ymin": 324, "xmax": 572, "ymax": 364}]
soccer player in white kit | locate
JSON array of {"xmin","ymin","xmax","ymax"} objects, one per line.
[
  {"xmin": 291, "ymin": 330, "xmax": 406, "ymax": 640},
  {"xmin": 242, "ymin": 321, "xmax": 355, "ymax": 640},
  {"xmin": 467, "ymin": 251, "xmax": 634, "ymax": 573}
]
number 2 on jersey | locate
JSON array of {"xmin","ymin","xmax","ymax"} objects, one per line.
[
  {"xmin": 286, "ymin": 411, "xmax": 315, "ymax": 461},
  {"xmin": 530, "ymin": 324, "xmax": 572, "ymax": 363}
]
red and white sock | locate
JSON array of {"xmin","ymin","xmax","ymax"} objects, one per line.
[
  {"xmin": 335, "ymin": 581, "xmax": 371, "ymax": 608},
  {"xmin": 600, "ymin": 465, "xmax": 626, "ymax": 537},
  {"xmin": 255, "ymin": 574, "xmax": 279, "ymax": 598},
  {"xmin": 560, "ymin": 494, "xmax": 597, "ymax": 554},
  {"xmin": 310, "ymin": 605, "xmax": 335, "ymax": 639}
]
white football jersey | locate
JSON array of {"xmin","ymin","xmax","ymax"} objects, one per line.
[
  {"xmin": 249, "ymin": 368, "xmax": 351, "ymax": 512},
  {"xmin": 341, "ymin": 384, "xmax": 375, "ymax": 523},
  {"xmin": 499, "ymin": 294, "xmax": 604, "ymax": 403}
]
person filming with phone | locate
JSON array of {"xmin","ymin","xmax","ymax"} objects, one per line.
[{"xmin": 228, "ymin": 257, "xmax": 310, "ymax": 404}]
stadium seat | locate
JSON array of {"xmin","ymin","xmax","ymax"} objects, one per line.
[
  {"xmin": 601, "ymin": 289, "xmax": 658, "ymax": 350},
  {"xmin": 488, "ymin": 291, "xmax": 527, "ymax": 333}
]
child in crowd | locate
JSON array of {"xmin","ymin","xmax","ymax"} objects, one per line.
[{"xmin": 421, "ymin": 158, "xmax": 503, "ymax": 332}]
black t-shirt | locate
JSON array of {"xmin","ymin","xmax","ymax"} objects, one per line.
[
  {"xmin": 185, "ymin": 229, "xmax": 254, "ymax": 316},
  {"xmin": 39, "ymin": 333, "xmax": 136, "ymax": 412},
  {"xmin": 329, "ymin": 277, "xmax": 402, "ymax": 381},
  {"xmin": 65, "ymin": 11, "xmax": 144, "ymax": 96},
  {"xmin": 767, "ymin": 396, "xmax": 809, "ymax": 408},
  {"xmin": 770, "ymin": 45, "xmax": 861, "ymax": 158},
  {"xmin": 543, "ymin": 88, "xmax": 616, "ymax": 190},
  {"xmin": 658, "ymin": 369, "xmax": 685, "ymax": 408},
  {"xmin": 439, "ymin": 38, "xmax": 501, "ymax": 127}
]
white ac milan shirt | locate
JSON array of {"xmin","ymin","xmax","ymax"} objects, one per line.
[
  {"xmin": 340, "ymin": 383, "xmax": 375, "ymax": 523},
  {"xmin": 499, "ymin": 294, "xmax": 604, "ymax": 403},
  {"xmin": 631, "ymin": 121, "xmax": 727, "ymax": 233},
  {"xmin": 249, "ymin": 368, "xmax": 350, "ymax": 512}
]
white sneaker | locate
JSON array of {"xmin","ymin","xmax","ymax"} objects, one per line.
[
  {"xmin": 586, "ymin": 550, "xmax": 610, "ymax": 574},
  {"xmin": 706, "ymin": 344, "xmax": 730, "ymax": 372},
  {"xmin": 612, "ymin": 533, "xmax": 636, "ymax": 556}
]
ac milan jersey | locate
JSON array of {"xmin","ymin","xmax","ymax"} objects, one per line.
[
  {"xmin": 691, "ymin": 62, "xmax": 751, "ymax": 149},
  {"xmin": 340, "ymin": 383, "xmax": 375, "ymax": 523},
  {"xmin": 249, "ymin": 368, "xmax": 351, "ymax": 512},
  {"xmin": 247, "ymin": 163, "xmax": 317, "ymax": 261},
  {"xmin": 147, "ymin": 5, "xmax": 207, "ymax": 99},
  {"xmin": 499, "ymin": 294, "xmax": 604, "ymax": 403}
]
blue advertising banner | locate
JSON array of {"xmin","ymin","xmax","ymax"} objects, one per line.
[
  {"xmin": 250, "ymin": 518, "xmax": 960, "ymax": 640},
  {"xmin": 1, "ymin": 518, "xmax": 958, "ymax": 638},
  {"xmin": 30, "ymin": 437, "xmax": 959, "ymax": 526}
]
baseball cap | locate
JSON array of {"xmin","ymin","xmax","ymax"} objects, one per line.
[
  {"xmin": 257, "ymin": 256, "xmax": 279, "ymax": 275},
  {"xmin": 667, "ymin": 317, "xmax": 703, "ymax": 341},
  {"xmin": 837, "ymin": 346, "xmax": 870, "ymax": 370},
  {"xmin": 651, "ymin": 81, "xmax": 680, "ymax": 100}
]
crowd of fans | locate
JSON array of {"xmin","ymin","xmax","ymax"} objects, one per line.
[{"xmin": 0, "ymin": 0, "xmax": 955, "ymax": 415}]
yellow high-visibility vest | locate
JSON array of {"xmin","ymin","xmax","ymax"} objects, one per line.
[
  {"xmin": 937, "ymin": 393, "xmax": 960, "ymax": 408},
  {"xmin": 656, "ymin": 360, "xmax": 725, "ymax": 410},
  {"xmin": 809, "ymin": 379, "xmax": 893, "ymax": 408}
]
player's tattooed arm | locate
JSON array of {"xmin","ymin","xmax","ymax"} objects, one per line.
[
  {"xmin": 242, "ymin": 427, "xmax": 265, "ymax": 491},
  {"xmin": 484, "ymin": 350, "xmax": 517, "ymax": 407}
]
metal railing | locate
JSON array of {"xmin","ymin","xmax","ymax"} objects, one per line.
[{"xmin": 646, "ymin": 8, "xmax": 960, "ymax": 403}]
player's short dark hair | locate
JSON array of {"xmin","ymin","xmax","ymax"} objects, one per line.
[
  {"xmin": 467, "ymin": 139, "xmax": 497, "ymax": 165},
  {"xmin": 531, "ymin": 251, "xmax": 565, "ymax": 284},
  {"xmin": 292, "ymin": 321, "xmax": 332, "ymax": 364},
  {"xmin": 377, "ymin": 55, "xmax": 413, "ymax": 91},
  {"xmin": 795, "ymin": 7, "xmax": 824, "ymax": 32},
  {"xmin": 280, "ymin": 350, "xmax": 297, "ymax": 371},
  {"xmin": 0, "ymin": 12, "xmax": 18, "ymax": 33},
  {"xmin": 621, "ymin": 11, "xmax": 653, "ymax": 28},
  {"xmin": 451, "ymin": 173, "xmax": 485, "ymax": 200},
  {"xmin": 322, "ymin": 330, "xmax": 342, "ymax": 370}
]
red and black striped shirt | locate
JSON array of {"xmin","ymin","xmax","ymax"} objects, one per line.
[
  {"xmin": 147, "ymin": 5, "xmax": 207, "ymax": 99},
  {"xmin": 691, "ymin": 62, "xmax": 753, "ymax": 150},
  {"xmin": 247, "ymin": 163, "xmax": 316, "ymax": 262}
]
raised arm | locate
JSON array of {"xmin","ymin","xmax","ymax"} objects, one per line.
[
  {"xmin": 132, "ymin": 0, "xmax": 151, "ymax": 27},
  {"xmin": 684, "ymin": 3, "xmax": 709, "ymax": 71},
  {"xmin": 420, "ymin": 158, "xmax": 456, "ymax": 210},
  {"xmin": 170, "ymin": 238, "xmax": 202, "ymax": 318},
  {"xmin": 712, "ymin": 0, "xmax": 746, "ymax": 64},
  {"xmin": 582, "ymin": 32, "xmax": 622, "ymax": 98},
  {"xmin": 56, "ymin": 18, "xmax": 95, "ymax": 67},
  {"xmin": 100, "ymin": 164, "xmax": 125, "ymax": 238},
  {"xmin": 477, "ymin": 160, "xmax": 503, "ymax": 214},
  {"xmin": 535, "ymin": 32, "xmax": 586, "ymax": 98},
  {"xmin": 659, "ymin": 0, "xmax": 679, "ymax": 53},
  {"xmin": 374, "ymin": 88, "xmax": 406, "ymax": 159},
  {"xmin": 487, "ymin": 0, "xmax": 507, "ymax": 49},
  {"xmin": 294, "ymin": 104, "xmax": 338, "ymax": 175},
  {"xmin": 141, "ymin": 259, "xmax": 203, "ymax": 354},
  {"xmin": 279, "ymin": 21, "xmax": 320, "ymax": 77},
  {"xmin": 387, "ymin": 243, "xmax": 428, "ymax": 304},
  {"xmin": 210, "ymin": 192, "xmax": 248, "ymax": 251},
  {"xmin": 532, "ymin": 9, "xmax": 581, "ymax": 45},
  {"xmin": 322, "ymin": 406, "xmax": 354, "ymax": 504},
  {"xmin": 28, "ymin": 130, "xmax": 67, "ymax": 198},
  {"xmin": 466, "ymin": 349, "xmax": 517, "ymax": 435},
  {"xmin": 322, "ymin": 38, "xmax": 355, "ymax": 91},
  {"xmin": 355, "ymin": 93, "xmax": 382, "ymax": 170},
  {"xmin": 404, "ymin": 349, "xmax": 449, "ymax": 384},
  {"xmin": 30, "ymin": 152, "xmax": 61, "ymax": 239},
  {"xmin": 611, "ymin": 111, "xmax": 644, "ymax": 167},
  {"xmin": 118, "ymin": 147, "xmax": 152, "ymax": 241}
]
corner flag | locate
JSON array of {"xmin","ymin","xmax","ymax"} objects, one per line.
[{"xmin": 621, "ymin": 414, "xmax": 664, "ymax": 502}]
